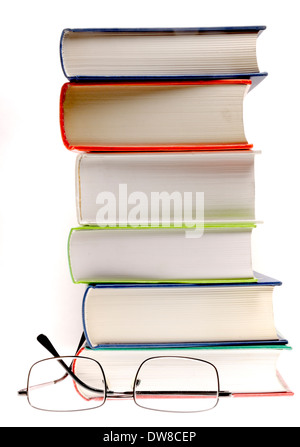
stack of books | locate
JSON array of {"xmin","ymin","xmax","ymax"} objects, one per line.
[{"xmin": 59, "ymin": 27, "xmax": 293, "ymax": 401}]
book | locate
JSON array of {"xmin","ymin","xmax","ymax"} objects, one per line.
[
  {"xmin": 68, "ymin": 224, "xmax": 256, "ymax": 284},
  {"xmin": 60, "ymin": 27, "xmax": 267, "ymax": 88},
  {"xmin": 76, "ymin": 150, "xmax": 256, "ymax": 226},
  {"xmin": 60, "ymin": 80, "xmax": 253, "ymax": 152},
  {"xmin": 81, "ymin": 274, "xmax": 284, "ymax": 348},
  {"xmin": 74, "ymin": 344, "xmax": 293, "ymax": 398}
]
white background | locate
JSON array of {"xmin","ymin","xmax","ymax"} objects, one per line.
[{"xmin": 1, "ymin": 0, "xmax": 299, "ymax": 428}]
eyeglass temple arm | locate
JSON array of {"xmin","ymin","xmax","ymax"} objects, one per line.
[
  {"xmin": 37, "ymin": 334, "xmax": 103, "ymax": 394},
  {"xmin": 35, "ymin": 332, "xmax": 88, "ymax": 386},
  {"xmin": 37, "ymin": 334, "xmax": 61, "ymax": 357},
  {"xmin": 35, "ymin": 332, "xmax": 86, "ymax": 384},
  {"xmin": 18, "ymin": 334, "xmax": 102, "ymax": 396},
  {"xmin": 29, "ymin": 333, "xmax": 77, "ymax": 385},
  {"xmin": 37, "ymin": 333, "xmax": 86, "ymax": 357},
  {"xmin": 75, "ymin": 332, "xmax": 87, "ymax": 353},
  {"xmin": 36, "ymin": 332, "xmax": 87, "ymax": 384},
  {"xmin": 33, "ymin": 334, "xmax": 72, "ymax": 387}
]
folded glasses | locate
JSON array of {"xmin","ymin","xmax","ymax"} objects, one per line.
[{"xmin": 18, "ymin": 334, "xmax": 231, "ymax": 413}]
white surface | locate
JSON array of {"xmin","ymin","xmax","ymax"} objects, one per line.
[{"xmin": 1, "ymin": 0, "xmax": 299, "ymax": 428}]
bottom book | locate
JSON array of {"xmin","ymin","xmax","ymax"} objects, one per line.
[{"xmin": 74, "ymin": 344, "xmax": 293, "ymax": 399}]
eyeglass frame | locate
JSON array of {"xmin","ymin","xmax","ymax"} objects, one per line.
[{"xmin": 18, "ymin": 333, "xmax": 232, "ymax": 413}]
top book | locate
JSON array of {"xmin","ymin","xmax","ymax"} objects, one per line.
[{"xmin": 60, "ymin": 26, "xmax": 267, "ymax": 86}]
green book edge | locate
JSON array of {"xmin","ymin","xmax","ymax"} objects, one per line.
[
  {"xmin": 70, "ymin": 223, "xmax": 257, "ymax": 231},
  {"xmin": 73, "ymin": 278, "xmax": 258, "ymax": 284}
]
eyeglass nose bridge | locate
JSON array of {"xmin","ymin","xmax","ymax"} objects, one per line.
[{"xmin": 106, "ymin": 390, "xmax": 134, "ymax": 399}]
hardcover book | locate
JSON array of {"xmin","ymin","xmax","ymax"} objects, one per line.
[
  {"xmin": 68, "ymin": 224, "xmax": 256, "ymax": 284},
  {"xmin": 74, "ymin": 343, "xmax": 293, "ymax": 398},
  {"xmin": 60, "ymin": 26, "xmax": 267, "ymax": 87},
  {"xmin": 81, "ymin": 274, "xmax": 284, "ymax": 348},
  {"xmin": 75, "ymin": 150, "xmax": 257, "ymax": 226},
  {"xmin": 60, "ymin": 80, "xmax": 253, "ymax": 152}
]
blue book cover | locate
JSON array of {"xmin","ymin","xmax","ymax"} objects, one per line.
[
  {"xmin": 60, "ymin": 26, "xmax": 267, "ymax": 89},
  {"xmin": 82, "ymin": 272, "xmax": 288, "ymax": 349}
]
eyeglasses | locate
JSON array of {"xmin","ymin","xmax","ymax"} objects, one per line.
[{"xmin": 18, "ymin": 334, "xmax": 231, "ymax": 413}]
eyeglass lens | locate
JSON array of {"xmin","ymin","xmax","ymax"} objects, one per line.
[
  {"xmin": 27, "ymin": 356, "xmax": 106, "ymax": 411},
  {"xmin": 134, "ymin": 356, "xmax": 219, "ymax": 412}
]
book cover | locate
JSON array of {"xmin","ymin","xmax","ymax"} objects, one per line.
[
  {"xmin": 60, "ymin": 80, "xmax": 253, "ymax": 152},
  {"xmin": 67, "ymin": 223, "xmax": 257, "ymax": 284},
  {"xmin": 60, "ymin": 26, "xmax": 267, "ymax": 89},
  {"xmin": 74, "ymin": 342, "xmax": 293, "ymax": 399},
  {"xmin": 81, "ymin": 273, "xmax": 286, "ymax": 349},
  {"xmin": 75, "ymin": 150, "xmax": 257, "ymax": 226}
]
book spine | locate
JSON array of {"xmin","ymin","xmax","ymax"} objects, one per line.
[
  {"xmin": 82, "ymin": 287, "xmax": 93, "ymax": 348},
  {"xmin": 59, "ymin": 30, "xmax": 70, "ymax": 80},
  {"xmin": 59, "ymin": 82, "xmax": 73, "ymax": 150}
]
